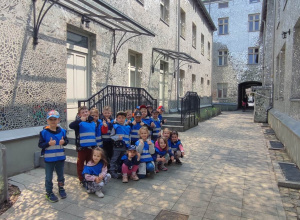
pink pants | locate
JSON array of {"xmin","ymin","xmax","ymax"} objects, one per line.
[{"xmin": 122, "ymin": 164, "xmax": 139, "ymax": 175}]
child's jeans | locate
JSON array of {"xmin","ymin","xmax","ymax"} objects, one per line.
[
  {"xmin": 45, "ymin": 160, "xmax": 65, "ymax": 194},
  {"xmin": 86, "ymin": 173, "xmax": 111, "ymax": 193},
  {"xmin": 109, "ymin": 148, "xmax": 126, "ymax": 174},
  {"xmin": 122, "ymin": 164, "xmax": 139, "ymax": 176},
  {"xmin": 138, "ymin": 161, "xmax": 155, "ymax": 178}
]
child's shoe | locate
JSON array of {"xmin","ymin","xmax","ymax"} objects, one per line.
[
  {"xmin": 58, "ymin": 182, "xmax": 67, "ymax": 199},
  {"xmin": 160, "ymin": 164, "xmax": 168, "ymax": 171},
  {"xmin": 130, "ymin": 173, "xmax": 139, "ymax": 181},
  {"xmin": 155, "ymin": 168, "xmax": 160, "ymax": 173},
  {"xmin": 95, "ymin": 190, "xmax": 104, "ymax": 198},
  {"xmin": 111, "ymin": 172, "xmax": 120, "ymax": 179},
  {"xmin": 86, "ymin": 189, "xmax": 92, "ymax": 194},
  {"xmin": 122, "ymin": 174, "xmax": 128, "ymax": 183},
  {"xmin": 175, "ymin": 158, "xmax": 182, "ymax": 165},
  {"xmin": 80, "ymin": 181, "xmax": 86, "ymax": 188},
  {"xmin": 168, "ymin": 159, "xmax": 172, "ymax": 165},
  {"xmin": 46, "ymin": 192, "xmax": 58, "ymax": 203}
]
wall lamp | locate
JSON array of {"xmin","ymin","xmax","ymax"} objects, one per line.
[
  {"xmin": 81, "ymin": 16, "xmax": 91, "ymax": 28},
  {"xmin": 282, "ymin": 29, "xmax": 290, "ymax": 39}
]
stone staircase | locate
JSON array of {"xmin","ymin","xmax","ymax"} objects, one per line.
[{"xmin": 162, "ymin": 113, "xmax": 198, "ymax": 132}]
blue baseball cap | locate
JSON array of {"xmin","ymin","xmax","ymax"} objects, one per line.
[
  {"xmin": 127, "ymin": 145, "xmax": 136, "ymax": 151},
  {"xmin": 47, "ymin": 110, "xmax": 60, "ymax": 119}
]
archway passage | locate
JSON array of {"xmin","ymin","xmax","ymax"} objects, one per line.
[{"xmin": 238, "ymin": 81, "xmax": 262, "ymax": 109}]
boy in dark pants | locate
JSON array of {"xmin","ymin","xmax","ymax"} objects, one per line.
[
  {"xmin": 38, "ymin": 110, "xmax": 69, "ymax": 202},
  {"xmin": 100, "ymin": 106, "xmax": 114, "ymax": 162},
  {"xmin": 109, "ymin": 111, "xmax": 131, "ymax": 178},
  {"xmin": 69, "ymin": 106, "xmax": 97, "ymax": 185}
]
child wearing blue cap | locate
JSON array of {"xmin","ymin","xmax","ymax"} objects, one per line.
[
  {"xmin": 121, "ymin": 145, "xmax": 141, "ymax": 183},
  {"xmin": 38, "ymin": 110, "xmax": 69, "ymax": 202}
]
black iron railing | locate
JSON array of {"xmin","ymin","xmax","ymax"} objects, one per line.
[
  {"xmin": 78, "ymin": 85, "xmax": 157, "ymax": 117},
  {"xmin": 181, "ymin": 91, "xmax": 200, "ymax": 126}
]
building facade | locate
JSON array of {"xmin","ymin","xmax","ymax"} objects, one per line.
[
  {"xmin": 0, "ymin": 0, "xmax": 215, "ymax": 175},
  {"xmin": 203, "ymin": 0, "xmax": 263, "ymax": 110},
  {"xmin": 259, "ymin": 0, "xmax": 300, "ymax": 167}
]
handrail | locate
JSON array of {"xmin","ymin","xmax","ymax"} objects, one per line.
[
  {"xmin": 78, "ymin": 85, "xmax": 157, "ymax": 117},
  {"xmin": 181, "ymin": 91, "xmax": 200, "ymax": 126}
]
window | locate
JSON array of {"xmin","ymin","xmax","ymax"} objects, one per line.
[
  {"xmin": 192, "ymin": 74, "xmax": 196, "ymax": 91},
  {"xmin": 219, "ymin": 2, "xmax": 228, "ymax": 8},
  {"xmin": 218, "ymin": 50, "xmax": 228, "ymax": 66},
  {"xmin": 208, "ymin": 42, "xmax": 211, "ymax": 60},
  {"xmin": 129, "ymin": 53, "xmax": 142, "ymax": 87},
  {"xmin": 250, "ymin": 0, "xmax": 260, "ymax": 3},
  {"xmin": 207, "ymin": 80, "xmax": 210, "ymax": 85},
  {"xmin": 248, "ymin": 47, "xmax": 259, "ymax": 64},
  {"xmin": 160, "ymin": 0, "xmax": 169, "ymax": 24},
  {"xmin": 201, "ymin": 77, "xmax": 204, "ymax": 84},
  {"xmin": 192, "ymin": 23, "xmax": 196, "ymax": 48},
  {"xmin": 179, "ymin": 70, "xmax": 185, "ymax": 96},
  {"xmin": 218, "ymin": 18, "xmax": 229, "ymax": 35},
  {"xmin": 249, "ymin": 14, "xmax": 260, "ymax": 32},
  {"xmin": 217, "ymin": 83, "xmax": 228, "ymax": 98},
  {"xmin": 180, "ymin": 9, "xmax": 186, "ymax": 38},
  {"xmin": 201, "ymin": 34, "xmax": 204, "ymax": 55},
  {"xmin": 67, "ymin": 31, "xmax": 88, "ymax": 48}
]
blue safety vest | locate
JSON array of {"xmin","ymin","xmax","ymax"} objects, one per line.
[
  {"xmin": 41, "ymin": 129, "xmax": 66, "ymax": 162},
  {"xmin": 82, "ymin": 161, "xmax": 103, "ymax": 177},
  {"xmin": 102, "ymin": 119, "xmax": 113, "ymax": 142},
  {"xmin": 113, "ymin": 123, "xmax": 131, "ymax": 147},
  {"xmin": 130, "ymin": 122, "xmax": 142, "ymax": 143},
  {"xmin": 96, "ymin": 119, "xmax": 103, "ymax": 147},
  {"xmin": 170, "ymin": 140, "xmax": 182, "ymax": 152},
  {"xmin": 151, "ymin": 118, "xmax": 161, "ymax": 138},
  {"xmin": 79, "ymin": 121, "xmax": 96, "ymax": 147},
  {"xmin": 136, "ymin": 140, "xmax": 154, "ymax": 162}
]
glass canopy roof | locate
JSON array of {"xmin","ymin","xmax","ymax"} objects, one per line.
[{"xmin": 153, "ymin": 48, "xmax": 200, "ymax": 64}]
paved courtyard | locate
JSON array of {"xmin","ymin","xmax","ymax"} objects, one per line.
[{"xmin": 2, "ymin": 111, "xmax": 286, "ymax": 220}]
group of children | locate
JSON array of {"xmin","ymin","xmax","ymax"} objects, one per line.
[{"xmin": 38, "ymin": 105, "xmax": 184, "ymax": 202}]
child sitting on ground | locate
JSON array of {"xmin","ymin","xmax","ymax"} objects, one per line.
[
  {"xmin": 169, "ymin": 131, "xmax": 184, "ymax": 165},
  {"xmin": 153, "ymin": 137, "xmax": 173, "ymax": 172},
  {"xmin": 82, "ymin": 147, "xmax": 111, "ymax": 198},
  {"xmin": 121, "ymin": 145, "xmax": 141, "ymax": 183},
  {"xmin": 135, "ymin": 126, "xmax": 155, "ymax": 179}
]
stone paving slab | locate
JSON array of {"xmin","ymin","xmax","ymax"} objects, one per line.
[{"xmin": 2, "ymin": 111, "xmax": 288, "ymax": 220}]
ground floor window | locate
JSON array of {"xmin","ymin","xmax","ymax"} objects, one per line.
[
  {"xmin": 128, "ymin": 52, "xmax": 142, "ymax": 87},
  {"xmin": 217, "ymin": 83, "xmax": 228, "ymax": 98}
]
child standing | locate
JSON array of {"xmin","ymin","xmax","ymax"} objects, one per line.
[
  {"xmin": 140, "ymin": 105, "xmax": 155, "ymax": 137},
  {"xmin": 82, "ymin": 147, "xmax": 111, "ymax": 197},
  {"xmin": 100, "ymin": 106, "xmax": 114, "ymax": 161},
  {"xmin": 90, "ymin": 108, "xmax": 108, "ymax": 148},
  {"xmin": 121, "ymin": 145, "xmax": 141, "ymax": 183},
  {"xmin": 69, "ymin": 106, "xmax": 97, "ymax": 185},
  {"xmin": 125, "ymin": 109, "xmax": 133, "ymax": 125},
  {"xmin": 157, "ymin": 106, "xmax": 167, "ymax": 124},
  {"xmin": 153, "ymin": 137, "xmax": 173, "ymax": 172},
  {"xmin": 169, "ymin": 131, "xmax": 185, "ymax": 165},
  {"xmin": 135, "ymin": 127, "xmax": 155, "ymax": 179},
  {"xmin": 151, "ymin": 109, "xmax": 162, "ymax": 141},
  {"xmin": 109, "ymin": 111, "xmax": 131, "ymax": 178},
  {"xmin": 38, "ymin": 110, "xmax": 68, "ymax": 202},
  {"xmin": 129, "ymin": 110, "xmax": 144, "ymax": 145}
]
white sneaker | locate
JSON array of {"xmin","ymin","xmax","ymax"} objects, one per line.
[{"xmin": 95, "ymin": 190, "xmax": 104, "ymax": 198}]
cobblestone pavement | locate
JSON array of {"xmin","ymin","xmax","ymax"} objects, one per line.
[{"xmin": 2, "ymin": 111, "xmax": 288, "ymax": 220}]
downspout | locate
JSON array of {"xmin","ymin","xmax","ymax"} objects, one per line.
[
  {"xmin": 270, "ymin": 0, "xmax": 275, "ymax": 109},
  {"xmin": 176, "ymin": 0, "xmax": 180, "ymax": 112}
]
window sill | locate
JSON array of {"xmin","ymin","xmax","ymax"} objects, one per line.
[
  {"xmin": 217, "ymin": 65, "xmax": 228, "ymax": 67},
  {"xmin": 247, "ymin": 63, "xmax": 259, "ymax": 65},
  {"xmin": 248, "ymin": 30, "xmax": 259, "ymax": 32},
  {"xmin": 160, "ymin": 19, "xmax": 169, "ymax": 27},
  {"xmin": 218, "ymin": 33, "xmax": 229, "ymax": 35},
  {"xmin": 290, "ymin": 98, "xmax": 300, "ymax": 102}
]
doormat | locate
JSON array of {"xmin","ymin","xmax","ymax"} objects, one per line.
[
  {"xmin": 279, "ymin": 162, "xmax": 300, "ymax": 182},
  {"xmin": 269, "ymin": 141, "xmax": 284, "ymax": 150},
  {"xmin": 264, "ymin": 128, "xmax": 275, "ymax": 134},
  {"xmin": 154, "ymin": 210, "xmax": 189, "ymax": 220}
]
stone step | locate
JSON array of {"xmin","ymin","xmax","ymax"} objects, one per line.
[
  {"xmin": 164, "ymin": 120, "xmax": 182, "ymax": 126},
  {"xmin": 64, "ymin": 144, "xmax": 77, "ymax": 157},
  {"xmin": 39, "ymin": 155, "xmax": 77, "ymax": 176},
  {"xmin": 162, "ymin": 124, "xmax": 184, "ymax": 132}
]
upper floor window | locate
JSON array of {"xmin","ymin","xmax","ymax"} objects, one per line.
[
  {"xmin": 201, "ymin": 34, "xmax": 204, "ymax": 55},
  {"xmin": 160, "ymin": 0, "xmax": 169, "ymax": 24},
  {"xmin": 208, "ymin": 42, "xmax": 211, "ymax": 60},
  {"xmin": 250, "ymin": 0, "xmax": 260, "ymax": 3},
  {"xmin": 218, "ymin": 18, "xmax": 229, "ymax": 35},
  {"xmin": 219, "ymin": 2, "xmax": 228, "ymax": 8},
  {"xmin": 192, "ymin": 23, "xmax": 196, "ymax": 48},
  {"xmin": 249, "ymin": 14, "xmax": 260, "ymax": 32},
  {"xmin": 218, "ymin": 50, "xmax": 228, "ymax": 66},
  {"xmin": 248, "ymin": 47, "xmax": 259, "ymax": 64},
  {"xmin": 180, "ymin": 9, "xmax": 186, "ymax": 38}
]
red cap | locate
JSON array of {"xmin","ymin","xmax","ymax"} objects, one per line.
[{"xmin": 139, "ymin": 105, "xmax": 147, "ymax": 109}]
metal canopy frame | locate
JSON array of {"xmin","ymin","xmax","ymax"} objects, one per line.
[
  {"xmin": 151, "ymin": 48, "xmax": 200, "ymax": 74},
  {"xmin": 32, "ymin": 0, "xmax": 155, "ymax": 63}
]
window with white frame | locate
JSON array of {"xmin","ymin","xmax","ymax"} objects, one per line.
[
  {"xmin": 218, "ymin": 18, "xmax": 229, "ymax": 35},
  {"xmin": 219, "ymin": 2, "xmax": 228, "ymax": 8},
  {"xmin": 208, "ymin": 42, "xmax": 211, "ymax": 60},
  {"xmin": 192, "ymin": 23, "xmax": 196, "ymax": 48},
  {"xmin": 180, "ymin": 9, "xmax": 186, "ymax": 38},
  {"xmin": 201, "ymin": 34, "xmax": 204, "ymax": 55},
  {"xmin": 217, "ymin": 83, "xmax": 228, "ymax": 98},
  {"xmin": 160, "ymin": 0, "xmax": 169, "ymax": 24},
  {"xmin": 129, "ymin": 53, "xmax": 141, "ymax": 87},
  {"xmin": 249, "ymin": 14, "xmax": 260, "ymax": 32},
  {"xmin": 248, "ymin": 47, "xmax": 259, "ymax": 64},
  {"xmin": 179, "ymin": 70, "xmax": 185, "ymax": 96},
  {"xmin": 192, "ymin": 74, "xmax": 196, "ymax": 91},
  {"xmin": 218, "ymin": 50, "xmax": 228, "ymax": 66}
]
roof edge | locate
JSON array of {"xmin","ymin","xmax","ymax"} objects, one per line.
[{"xmin": 195, "ymin": 0, "xmax": 217, "ymax": 31}]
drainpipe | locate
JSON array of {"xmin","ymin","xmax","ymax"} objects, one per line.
[{"xmin": 176, "ymin": 0, "xmax": 180, "ymax": 112}]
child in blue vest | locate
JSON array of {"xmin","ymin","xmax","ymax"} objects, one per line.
[
  {"xmin": 135, "ymin": 126, "xmax": 155, "ymax": 179},
  {"xmin": 169, "ymin": 131, "xmax": 185, "ymax": 165},
  {"xmin": 129, "ymin": 110, "xmax": 145, "ymax": 145},
  {"xmin": 69, "ymin": 106, "xmax": 97, "ymax": 185},
  {"xmin": 121, "ymin": 145, "xmax": 141, "ymax": 183},
  {"xmin": 140, "ymin": 105, "xmax": 155, "ymax": 138},
  {"xmin": 100, "ymin": 106, "xmax": 114, "ymax": 162},
  {"xmin": 90, "ymin": 108, "xmax": 108, "ymax": 148},
  {"xmin": 109, "ymin": 111, "xmax": 131, "ymax": 179},
  {"xmin": 82, "ymin": 147, "xmax": 111, "ymax": 197},
  {"xmin": 153, "ymin": 137, "xmax": 173, "ymax": 172},
  {"xmin": 125, "ymin": 109, "xmax": 134, "ymax": 125},
  {"xmin": 151, "ymin": 109, "xmax": 162, "ymax": 141},
  {"xmin": 38, "ymin": 110, "xmax": 69, "ymax": 202},
  {"xmin": 157, "ymin": 106, "xmax": 167, "ymax": 124}
]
